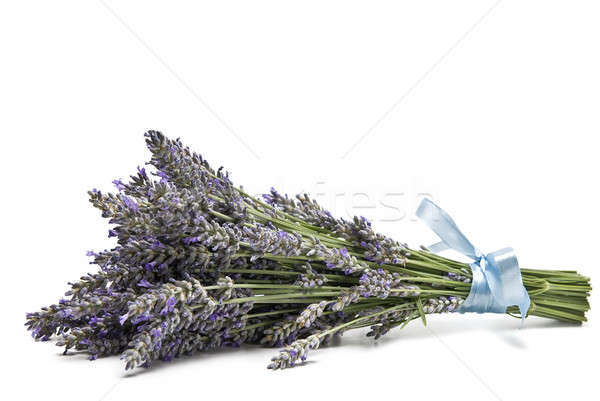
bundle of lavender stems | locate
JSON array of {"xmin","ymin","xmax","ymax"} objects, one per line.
[{"xmin": 26, "ymin": 131, "xmax": 591, "ymax": 370}]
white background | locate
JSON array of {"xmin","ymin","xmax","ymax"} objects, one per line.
[{"xmin": 2, "ymin": 1, "xmax": 598, "ymax": 400}]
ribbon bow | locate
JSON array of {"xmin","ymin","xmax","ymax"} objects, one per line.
[{"xmin": 416, "ymin": 198, "xmax": 530, "ymax": 320}]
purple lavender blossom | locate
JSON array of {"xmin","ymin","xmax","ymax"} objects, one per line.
[
  {"xmin": 121, "ymin": 196, "xmax": 139, "ymax": 212},
  {"xmin": 112, "ymin": 179, "xmax": 126, "ymax": 191}
]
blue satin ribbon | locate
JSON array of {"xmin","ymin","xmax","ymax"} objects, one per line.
[{"xmin": 416, "ymin": 198, "xmax": 530, "ymax": 320}]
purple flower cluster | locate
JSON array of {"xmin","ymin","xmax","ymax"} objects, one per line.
[
  {"xmin": 263, "ymin": 189, "xmax": 410, "ymax": 265},
  {"xmin": 294, "ymin": 263, "xmax": 328, "ymax": 289},
  {"xmin": 267, "ymin": 335, "xmax": 321, "ymax": 370},
  {"xmin": 25, "ymin": 132, "xmax": 263, "ymax": 368},
  {"xmin": 422, "ymin": 296, "xmax": 463, "ymax": 314}
]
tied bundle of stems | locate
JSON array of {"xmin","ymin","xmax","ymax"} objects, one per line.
[{"xmin": 26, "ymin": 131, "xmax": 591, "ymax": 370}]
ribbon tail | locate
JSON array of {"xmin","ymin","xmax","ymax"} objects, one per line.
[{"xmin": 485, "ymin": 248, "xmax": 531, "ymax": 322}]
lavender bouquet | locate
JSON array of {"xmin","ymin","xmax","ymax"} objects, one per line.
[{"xmin": 26, "ymin": 131, "xmax": 591, "ymax": 370}]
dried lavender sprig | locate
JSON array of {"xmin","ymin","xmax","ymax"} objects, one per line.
[
  {"xmin": 294, "ymin": 263, "xmax": 328, "ymax": 289},
  {"xmin": 268, "ymin": 303, "xmax": 412, "ymax": 369}
]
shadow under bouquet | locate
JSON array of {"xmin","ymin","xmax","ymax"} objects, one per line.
[{"xmin": 26, "ymin": 131, "xmax": 591, "ymax": 370}]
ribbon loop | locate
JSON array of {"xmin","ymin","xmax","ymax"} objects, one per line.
[{"xmin": 416, "ymin": 198, "xmax": 530, "ymax": 320}]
